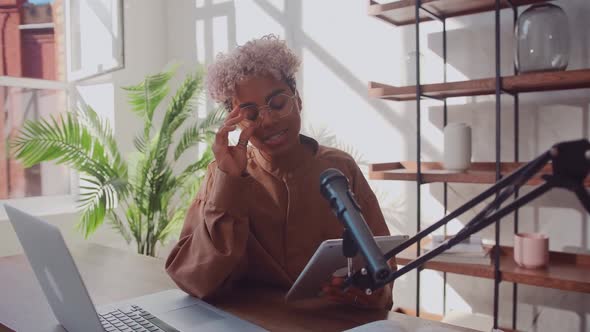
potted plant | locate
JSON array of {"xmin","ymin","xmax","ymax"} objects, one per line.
[{"xmin": 11, "ymin": 67, "xmax": 224, "ymax": 257}]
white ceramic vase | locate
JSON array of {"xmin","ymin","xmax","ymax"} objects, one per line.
[{"xmin": 444, "ymin": 123, "xmax": 472, "ymax": 171}]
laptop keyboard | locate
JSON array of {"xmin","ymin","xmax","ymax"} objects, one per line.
[{"xmin": 99, "ymin": 304, "xmax": 179, "ymax": 332}]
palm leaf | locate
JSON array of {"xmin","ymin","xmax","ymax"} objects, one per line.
[
  {"xmin": 158, "ymin": 173, "xmax": 204, "ymax": 243},
  {"xmin": 130, "ymin": 67, "xmax": 204, "ymax": 225},
  {"xmin": 77, "ymin": 182, "xmax": 109, "ymax": 238},
  {"xmin": 148, "ymin": 164, "xmax": 175, "ymax": 215},
  {"xmin": 122, "ymin": 67, "xmax": 177, "ymax": 122},
  {"xmin": 12, "ymin": 113, "xmax": 128, "ymax": 238},
  {"xmin": 77, "ymin": 192, "xmax": 107, "ymax": 238},
  {"xmin": 129, "ymin": 132, "xmax": 161, "ymax": 214},
  {"xmin": 335, "ymin": 142, "xmax": 366, "ymax": 165},
  {"xmin": 165, "ymin": 67, "xmax": 205, "ymax": 135},
  {"xmin": 174, "ymin": 107, "xmax": 225, "ymax": 160},
  {"xmin": 304, "ymin": 125, "xmax": 366, "ymax": 164},
  {"xmin": 77, "ymin": 105, "xmax": 127, "ymax": 176},
  {"xmin": 12, "ymin": 113, "xmax": 116, "ymax": 180},
  {"xmin": 77, "ymin": 175, "xmax": 127, "ymax": 238},
  {"xmin": 158, "ymin": 144, "xmax": 212, "ymax": 243},
  {"xmin": 124, "ymin": 203, "xmax": 143, "ymax": 245},
  {"xmin": 106, "ymin": 210, "xmax": 132, "ymax": 244},
  {"xmin": 133, "ymin": 134, "xmax": 147, "ymax": 153},
  {"xmin": 176, "ymin": 147, "xmax": 214, "ymax": 186},
  {"xmin": 11, "ymin": 66, "xmax": 222, "ymax": 255},
  {"xmin": 77, "ymin": 106, "xmax": 119, "ymax": 161}
]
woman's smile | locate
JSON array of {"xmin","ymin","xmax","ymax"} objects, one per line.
[{"xmin": 262, "ymin": 129, "xmax": 289, "ymax": 146}]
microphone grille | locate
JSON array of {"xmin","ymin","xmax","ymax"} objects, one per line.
[{"xmin": 319, "ymin": 168, "xmax": 345, "ymax": 184}]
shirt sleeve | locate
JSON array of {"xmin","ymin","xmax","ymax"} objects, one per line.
[
  {"xmin": 350, "ymin": 162, "xmax": 389, "ymax": 238},
  {"xmin": 165, "ymin": 163, "xmax": 250, "ymax": 299}
]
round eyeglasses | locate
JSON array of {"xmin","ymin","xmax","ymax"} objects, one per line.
[{"xmin": 239, "ymin": 93, "xmax": 298, "ymax": 125}]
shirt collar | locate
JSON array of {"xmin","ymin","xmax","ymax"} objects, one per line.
[{"xmin": 252, "ymin": 134, "xmax": 318, "ymax": 177}]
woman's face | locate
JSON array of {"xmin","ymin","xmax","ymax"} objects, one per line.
[{"xmin": 232, "ymin": 75, "xmax": 302, "ymax": 158}]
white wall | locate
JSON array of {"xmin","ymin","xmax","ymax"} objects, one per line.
[{"xmin": 165, "ymin": 1, "xmax": 590, "ymax": 331}]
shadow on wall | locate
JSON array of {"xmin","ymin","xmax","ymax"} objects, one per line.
[
  {"xmin": 178, "ymin": 0, "xmax": 431, "ymax": 159},
  {"xmin": 250, "ymin": 0, "xmax": 436, "ymax": 159},
  {"xmin": 168, "ymin": 0, "xmax": 237, "ymax": 111},
  {"xmin": 303, "ymin": 125, "xmax": 367, "ymax": 165}
]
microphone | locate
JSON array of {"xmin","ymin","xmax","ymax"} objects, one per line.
[{"xmin": 319, "ymin": 168, "xmax": 391, "ymax": 284}]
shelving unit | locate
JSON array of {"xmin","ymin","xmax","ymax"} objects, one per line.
[
  {"xmin": 368, "ymin": 69, "xmax": 590, "ymax": 101},
  {"xmin": 367, "ymin": 0, "xmax": 590, "ymax": 330},
  {"xmin": 368, "ymin": 0, "xmax": 549, "ymax": 26},
  {"xmin": 369, "ymin": 161, "xmax": 590, "ymax": 186},
  {"xmin": 396, "ymin": 245, "xmax": 590, "ymax": 293}
]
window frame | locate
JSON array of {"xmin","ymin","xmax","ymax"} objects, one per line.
[
  {"xmin": 64, "ymin": 0, "xmax": 126, "ymax": 82},
  {"xmin": 0, "ymin": 76, "xmax": 80, "ymax": 217},
  {"xmin": 1, "ymin": 0, "xmax": 126, "ymax": 216}
]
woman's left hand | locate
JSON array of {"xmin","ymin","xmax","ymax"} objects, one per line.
[{"xmin": 321, "ymin": 276, "xmax": 393, "ymax": 309}]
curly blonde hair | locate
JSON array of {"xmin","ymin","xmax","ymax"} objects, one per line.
[{"xmin": 206, "ymin": 34, "xmax": 301, "ymax": 110}]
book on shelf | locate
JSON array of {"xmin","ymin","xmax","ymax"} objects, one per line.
[
  {"xmin": 421, "ymin": 235, "xmax": 491, "ymax": 265},
  {"xmin": 425, "ymin": 252, "xmax": 491, "ymax": 265}
]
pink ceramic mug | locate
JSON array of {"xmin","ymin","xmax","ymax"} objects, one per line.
[{"xmin": 514, "ymin": 233, "xmax": 549, "ymax": 269}]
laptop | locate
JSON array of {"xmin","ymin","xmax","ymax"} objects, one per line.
[{"xmin": 4, "ymin": 204, "xmax": 267, "ymax": 332}]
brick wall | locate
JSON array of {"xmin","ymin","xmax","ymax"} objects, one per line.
[
  {"xmin": 0, "ymin": 0, "xmax": 25, "ymax": 76},
  {"xmin": 0, "ymin": 0, "xmax": 61, "ymax": 198},
  {"xmin": 21, "ymin": 3, "xmax": 52, "ymax": 24},
  {"xmin": 0, "ymin": 0, "xmax": 25, "ymax": 199},
  {"xmin": 22, "ymin": 29, "xmax": 55, "ymax": 79}
]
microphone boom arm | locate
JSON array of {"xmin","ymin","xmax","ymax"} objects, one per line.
[{"xmin": 343, "ymin": 139, "xmax": 590, "ymax": 292}]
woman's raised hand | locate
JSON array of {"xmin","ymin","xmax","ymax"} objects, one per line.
[{"xmin": 212, "ymin": 106, "xmax": 257, "ymax": 177}]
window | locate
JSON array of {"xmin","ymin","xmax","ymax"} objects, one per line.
[
  {"xmin": 0, "ymin": 0, "xmax": 123, "ymax": 201},
  {"xmin": 66, "ymin": 0, "xmax": 124, "ymax": 80}
]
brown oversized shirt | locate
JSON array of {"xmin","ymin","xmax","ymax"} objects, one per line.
[{"xmin": 165, "ymin": 135, "xmax": 391, "ymax": 299}]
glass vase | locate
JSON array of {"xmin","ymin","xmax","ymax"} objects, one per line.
[{"xmin": 515, "ymin": 3, "xmax": 570, "ymax": 73}]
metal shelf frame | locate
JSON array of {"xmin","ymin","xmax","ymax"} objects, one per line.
[{"xmin": 411, "ymin": 0, "xmax": 521, "ymax": 329}]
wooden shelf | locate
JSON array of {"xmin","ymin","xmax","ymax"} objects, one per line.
[
  {"xmin": 368, "ymin": 161, "xmax": 590, "ymax": 186},
  {"xmin": 368, "ymin": 0, "xmax": 549, "ymax": 26},
  {"xmin": 396, "ymin": 245, "xmax": 590, "ymax": 293},
  {"xmin": 368, "ymin": 69, "xmax": 590, "ymax": 101}
]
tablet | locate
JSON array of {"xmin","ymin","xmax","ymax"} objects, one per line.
[{"xmin": 285, "ymin": 235, "xmax": 409, "ymax": 302}]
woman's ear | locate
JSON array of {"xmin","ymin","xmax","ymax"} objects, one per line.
[{"xmin": 296, "ymin": 90, "xmax": 302, "ymax": 113}]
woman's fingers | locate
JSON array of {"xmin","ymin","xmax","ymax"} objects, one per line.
[
  {"xmin": 228, "ymin": 105, "xmax": 241, "ymax": 118},
  {"xmin": 324, "ymin": 289, "xmax": 370, "ymax": 307},
  {"xmin": 328, "ymin": 276, "xmax": 383, "ymax": 296},
  {"xmin": 218, "ymin": 105, "xmax": 258, "ymax": 151},
  {"xmin": 330, "ymin": 277, "xmax": 345, "ymax": 286},
  {"xmin": 326, "ymin": 295, "xmax": 369, "ymax": 307},
  {"xmin": 235, "ymin": 122, "xmax": 254, "ymax": 150},
  {"xmin": 215, "ymin": 107, "xmax": 241, "ymax": 147},
  {"xmin": 237, "ymin": 118, "xmax": 259, "ymax": 144},
  {"xmin": 340, "ymin": 286, "xmax": 371, "ymax": 299},
  {"xmin": 221, "ymin": 106, "xmax": 242, "ymax": 127},
  {"xmin": 213, "ymin": 124, "xmax": 237, "ymax": 152},
  {"xmin": 322, "ymin": 283, "xmax": 383, "ymax": 308},
  {"xmin": 322, "ymin": 285, "xmax": 356, "ymax": 299},
  {"xmin": 224, "ymin": 113, "xmax": 244, "ymax": 127}
]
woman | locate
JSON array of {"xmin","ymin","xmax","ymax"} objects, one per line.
[{"xmin": 165, "ymin": 35, "xmax": 395, "ymax": 309}]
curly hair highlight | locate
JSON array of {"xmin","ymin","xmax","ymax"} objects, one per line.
[{"xmin": 206, "ymin": 34, "xmax": 301, "ymax": 111}]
